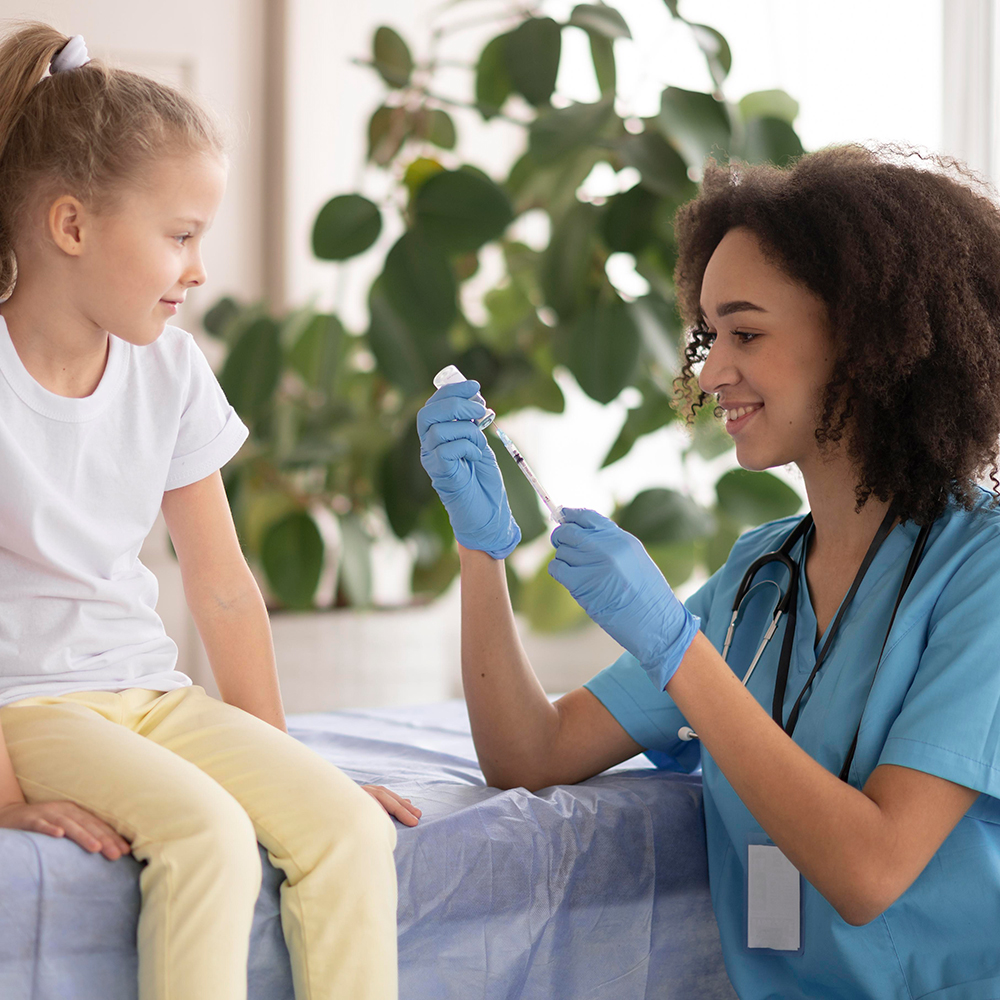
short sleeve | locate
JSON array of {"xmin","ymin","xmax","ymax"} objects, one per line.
[
  {"xmin": 585, "ymin": 652, "xmax": 701, "ymax": 773},
  {"xmin": 878, "ymin": 533, "xmax": 1000, "ymax": 800},
  {"xmin": 164, "ymin": 334, "xmax": 249, "ymax": 491}
]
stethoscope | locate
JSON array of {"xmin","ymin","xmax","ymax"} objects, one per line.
[{"xmin": 678, "ymin": 508, "xmax": 932, "ymax": 783}]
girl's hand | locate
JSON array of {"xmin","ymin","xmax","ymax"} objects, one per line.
[
  {"xmin": 417, "ymin": 380, "xmax": 521, "ymax": 560},
  {"xmin": 0, "ymin": 800, "xmax": 132, "ymax": 860},
  {"xmin": 362, "ymin": 785, "xmax": 422, "ymax": 827},
  {"xmin": 549, "ymin": 508, "xmax": 701, "ymax": 690}
]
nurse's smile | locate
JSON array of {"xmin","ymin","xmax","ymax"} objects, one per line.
[{"xmin": 721, "ymin": 402, "xmax": 763, "ymax": 435}]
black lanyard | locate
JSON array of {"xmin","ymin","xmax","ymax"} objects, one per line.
[{"xmin": 769, "ymin": 509, "xmax": 931, "ymax": 782}]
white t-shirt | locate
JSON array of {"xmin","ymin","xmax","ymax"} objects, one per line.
[{"xmin": 0, "ymin": 318, "xmax": 249, "ymax": 707}]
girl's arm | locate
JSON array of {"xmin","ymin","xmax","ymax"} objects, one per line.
[
  {"xmin": 160, "ymin": 471, "xmax": 421, "ymax": 826},
  {"xmin": 667, "ymin": 633, "xmax": 978, "ymax": 926},
  {"xmin": 160, "ymin": 471, "xmax": 286, "ymax": 730},
  {"xmin": 459, "ymin": 546, "xmax": 644, "ymax": 791}
]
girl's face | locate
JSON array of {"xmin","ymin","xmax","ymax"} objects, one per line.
[
  {"xmin": 697, "ymin": 227, "xmax": 836, "ymax": 477},
  {"xmin": 74, "ymin": 151, "xmax": 227, "ymax": 345}
]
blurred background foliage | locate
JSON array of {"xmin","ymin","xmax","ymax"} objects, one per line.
[{"xmin": 205, "ymin": 0, "xmax": 805, "ymax": 622}]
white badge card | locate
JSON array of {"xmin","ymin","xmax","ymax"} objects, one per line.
[{"xmin": 746, "ymin": 841, "xmax": 803, "ymax": 954}]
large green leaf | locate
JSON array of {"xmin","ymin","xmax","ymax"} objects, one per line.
[
  {"xmin": 382, "ymin": 230, "xmax": 457, "ymax": 336},
  {"xmin": 600, "ymin": 184, "xmax": 659, "ymax": 254},
  {"xmin": 657, "ymin": 86, "xmax": 731, "ymax": 170},
  {"xmin": 488, "ymin": 358, "xmax": 565, "ymax": 415},
  {"xmin": 411, "ymin": 545, "xmax": 460, "ymax": 600},
  {"xmin": 238, "ymin": 487, "xmax": 298, "ymax": 558},
  {"xmin": 619, "ymin": 130, "xmax": 694, "ymax": 199},
  {"xmin": 601, "ymin": 380, "xmax": 678, "ymax": 466},
  {"xmin": 414, "ymin": 169, "xmax": 513, "ymax": 253},
  {"xmin": 312, "ymin": 194, "xmax": 382, "ymax": 261},
  {"xmin": 524, "ymin": 557, "xmax": 589, "ymax": 631},
  {"xmin": 630, "ymin": 293, "xmax": 683, "ymax": 365},
  {"xmin": 338, "ymin": 513, "xmax": 373, "ymax": 607},
  {"xmin": 529, "ymin": 99, "xmax": 615, "ymax": 165},
  {"xmin": 738, "ymin": 89, "xmax": 799, "ymax": 125},
  {"xmin": 587, "ymin": 30, "xmax": 616, "ymax": 97},
  {"xmin": 688, "ymin": 23, "xmax": 731, "ymax": 90},
  {"xmin": 616, "ymin": 488, "xmax": 716, "ymax": 544},
  {"xmin": 704, "ymin": 510, "xmax": 743, "ymax": 574},
  {"xmin": 482, "ymin": 281, "xmax": 536, "ymax": 351},
  {"xmin": 505, "ymin": 17, "xmax": 561, "ymax": 106},
  {"xmin": 373, "ymin": 26, "xmax": 413, "ymax": 88},
  {"xmin": 688, "ymin": 400, "xmax": 732, "ymax": 459},
  {"xmin": 476, "ymin": 33, "xmax": 513, "ymax": 119},
  {"xmin": 540, "ymin": 201, "xmax": 602, "ymax": 319},
  {"xmin": 260, "ymin": 510, "xmax": 324, "ymax": 610},
  {"xmin": 202, "ymin": 296, "xmax": 239, "ymax": 338},
  {"xmin": 366, "ymin": 281, "xmax": 432, "ymax": 394},
  {"xmin": 288, "ymin": 313, "xmax": 344, "ymax": 391},
  {"xmin": 424, "ymin": 109, "xmax": 456, "ymax": 149},
  {"xmin": 218, "ymin": 317, "xmax": 282, "ymax": 423},
  {"xmin": 715, "ymin": 469, "xmax": 802, "ymax": 526},
  {"xmin": 739, "ymin": 117, "xmax": 804, "ymax": 167},
  {"xmin": 493, "ymin": 435, "xmax": 548, "ymax": 543},
  {"xmin": 568, "ymin": 4, "xmax": 631, "ymax": 39},
  {"xmin": 559, "ymin": 300, "xmax": 640, "ymax": 404},
  {"xmin": 368, "ymin": 105, "xmax": 409, "ymax": 165},
  {"xmin": 381, "ymin": 421, "xmax": 437, "ymax": 538},
  {"xmin": 506, "ymin": 145, "xmax": 606, "ymax": 218},
  {"xmin": 646, "ymin": 540, "xmax": 697, "ymax": 587}
]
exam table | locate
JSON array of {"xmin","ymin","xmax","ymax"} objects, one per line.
[{"xmin": 0, "ymin": 699, "xmax": 736, "ymax": 999}]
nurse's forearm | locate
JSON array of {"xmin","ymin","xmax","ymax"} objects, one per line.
[
  {"xmin": 666, "ymin": 632, "xmax": 966, "ymax": 925},
  {"xmin": 458, "ymin": 546, "xmax": 565, "ymax": 789}
]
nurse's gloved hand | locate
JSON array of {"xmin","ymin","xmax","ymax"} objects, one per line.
[
  {"xmin": 417, "ymin": 380, "xmax": 521, "ymax": 560},
  {"xmin": 549, "ymin": 508, "xmax": 700, "ymax": 690}
]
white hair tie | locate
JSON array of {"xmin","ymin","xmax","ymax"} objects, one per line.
[{"xmin": 50, "ymin": 35, "xmax": 90, "ymax": 74}]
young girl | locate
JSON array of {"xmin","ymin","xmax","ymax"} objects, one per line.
[
  {"xmin": 0, "ymin": 24, "xmax": 418, "ymax": 1000},
  {"xmin": 418, "ymin": 146, "xmax": 1000, "ymax": 998}
]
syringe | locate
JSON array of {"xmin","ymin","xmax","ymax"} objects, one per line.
[{"xmin": 433, "ymin": 365, "xmax": 565, "ymax": 524}]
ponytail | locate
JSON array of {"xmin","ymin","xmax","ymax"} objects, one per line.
[
  {"xmin": 0, "ymin": 21, "xmax": 225, "ymax": 298},
  {"xmin": 0, "ymin": 23, "xmax": 66, "ymax": 294}
]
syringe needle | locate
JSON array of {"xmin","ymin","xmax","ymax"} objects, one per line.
[
  {"xmin": 431, "ymin": 364, "xmax": 564, "ymax": 524},
  {"xmin": 493, "ymin": 426, "xmax": 565, "ymax": 525}
]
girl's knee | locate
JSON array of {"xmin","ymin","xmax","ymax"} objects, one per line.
[{"xmin": 150, "ymin": 790, "xmax": 262, "ymax": 887}]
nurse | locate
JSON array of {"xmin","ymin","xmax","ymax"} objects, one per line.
[{"xmin": 416, "ymin": 144, "xmax": 1000, "ymax": 998}]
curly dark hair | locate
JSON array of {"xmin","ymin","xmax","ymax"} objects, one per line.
[{"xmin": 672, "ymin": 144, "xmax": 1000, "ymax": 525}]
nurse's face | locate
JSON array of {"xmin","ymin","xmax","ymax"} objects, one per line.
[{"xmin": 697, "ymin": 227, "xmax": 837, "ymax": 476}]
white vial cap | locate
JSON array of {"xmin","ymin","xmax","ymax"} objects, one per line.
[{"xmin": 433, "ymin": 365, "xmax": 466, "ymax": 388}]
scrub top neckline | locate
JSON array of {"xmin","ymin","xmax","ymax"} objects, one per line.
[
  {"xmin": 0, "ymin": 314, "xmax": 129, "ymax": 422},
  {"xmin": 796, "ymin": 518, "xmax": 916, "ymax": 659}
]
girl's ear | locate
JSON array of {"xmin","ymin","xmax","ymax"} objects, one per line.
[{"xmin": 47, "ymin": 195, "xmax": 86, "ymax": 256}]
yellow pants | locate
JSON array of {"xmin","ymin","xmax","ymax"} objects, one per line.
[{"xmin": 0, "ymin": 685, "xmax": 398, "ymax": 1000}]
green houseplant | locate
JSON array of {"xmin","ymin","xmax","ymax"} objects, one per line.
[{"xmin": 205, "ymin": 1, "xmax": 805, "ymax": 622}]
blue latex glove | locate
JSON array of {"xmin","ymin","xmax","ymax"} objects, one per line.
[
  {"xmin": 549, "ymin": 508, "xmax": 700, "ymax": 690},
  {"xmin": 417, "ymin": 380, "xmax": 521, "ymax": 560}
]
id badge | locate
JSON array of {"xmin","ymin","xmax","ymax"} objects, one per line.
[{"xmin": 745, "ymin": 838, "xmax": 803, "ymax": 954}]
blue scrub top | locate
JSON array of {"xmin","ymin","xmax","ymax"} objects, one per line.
[{"xmin": 585, "ymin": 487, "xmax": 1000, "ymax": 1000}]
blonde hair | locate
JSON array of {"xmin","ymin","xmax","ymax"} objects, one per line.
[{"xmin": 0, "ymin": 22, "xmax": 225, "ymax": 296}]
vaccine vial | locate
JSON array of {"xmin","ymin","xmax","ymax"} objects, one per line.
[{"xmin": 433, "ymin": 365, "xmax": 496, "ymax": 429}]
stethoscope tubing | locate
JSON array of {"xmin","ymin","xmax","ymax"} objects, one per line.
[
  {"xmin": 677, "ymin": 511, "xmax": 931, "ymax": 788},
  {"xmin": 679, "ymin": 519, "xmax": 809, "ymax": 742}
]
